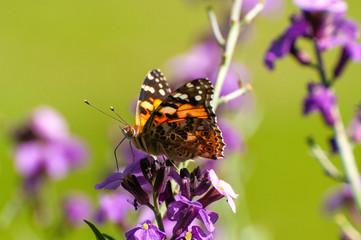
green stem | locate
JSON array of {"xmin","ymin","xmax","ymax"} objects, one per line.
[
  {"xmin": 212, "ymin": 0, "xmax": 264, "ymax": 110},
  {"xmin": 307, "ymin": 137, "xmax": 344, "ymax": 181},
  {"xmin": 313, "ymin": 41, "xmax": 329, "ymax": 87},
  {"xmin": 334, "ymin": 213, "xmax": 361, "ymax": 239},
  {"xmin": 217, "ymin": 84, "xmax": 251, "ymax": 105},
  {"xmin": 152, "ymin": 192, "xmax": 165, "ymax": 232},
  {"xmin": 333, "ymin": 107, "xmax": 361, "ymax": 212}
]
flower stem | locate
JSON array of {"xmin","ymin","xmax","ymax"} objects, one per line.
[
  {"xmin": 307, "ymin": 137, "xmax": 344, "ymax": 181},
  {"xmin": 333, "ymin": 107, "xmax": 361, "ymax": 212},
  {"xmin": 207, "ymin": 7, "xmax": 226, "ymax": 48},
  {"xmin": 313, "ymin": 41, "xmax": 329, "ymax": 87},
  {"xmin": 334, "ymin": 213, "xmax": 361, "ymax": 238},
  {"xmin": 217, "ymin": 84, "xmax": 251, "ymax": 105},
  {"xmin": 152, "ymin": 192, "xmax": 165, "ymax": 232},
  {"xmin": 212, "ymin": 0, "xmax": 264, "ymax": 110}
]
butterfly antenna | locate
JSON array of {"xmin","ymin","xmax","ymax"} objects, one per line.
[
  {"xmin": 110, "ymin": 106, "xmax": 129, "ymax": 126},
  {"xmin": 84, "ymin": 100, "xmax": 125, "ymax": 124},
  {"xmin": 114, "ymin": 136, "xmax": 127, "ymax": 172}
]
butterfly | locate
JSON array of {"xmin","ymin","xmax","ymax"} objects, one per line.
[{"xmin": 122, "ymin": 69, "xmax": 225, "ymax": 162}]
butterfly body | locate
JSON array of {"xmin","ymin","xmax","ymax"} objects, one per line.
[{"xmin": 124, "ymin": 69, "xmax": 225, "ymax": 162}]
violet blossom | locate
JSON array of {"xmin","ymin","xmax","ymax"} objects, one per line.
[
  {"xmin": 175, "ymin": 226, "xmax": 213, "ymax": 240},
  {"xmin": 96, "ymin": 192, "xmax": 133, "ymax": 224},
  {"xmin": 303, "ymin": 83, "xmax": 337, "ymax": 126},
  {"xmin": 13, "ymin": 106, "xmax": 88, "ymax": 193},
  {"xmin": 264, "ymin": 0, "xmax": 361, "ymax": 77},
  {"xmin": 167, "ymin": 195, "xmax": 218, "ymax": 237},
  {"xmin": 198, "ymin": 169, "xmax": 239, "ymax": 213},
  {"xmin": 63, "ymin": 193, "xmax": 93, "ymax": 226},
  {"xmin": 124, "ymin": 220, "xmax": 165, "ymax": 240}
]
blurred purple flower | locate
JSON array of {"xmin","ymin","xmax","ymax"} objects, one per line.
[
  {"xmin": 175, "ymin": 226, "xmax": 213, "ymax": 240},
  {"xmin": 303, "ymin": 83, "xmax": 337, "ymax": 126},
  {"xmin": 13, "ymin": 106, "xmax": 88, "ymax": 189},
  {"xmin": 199, "ymin": 169, "xmax": 238, "ymax": 213},
  {"xmin": 324, "ymin": 183, "xmax": 353, "ymax": 213},
  {"xmin": 124, "ymin": 220, "xmax": 165, "ymax": 240},
  {"xmin": 167, "ymin": 195, "xmax": 218, "ymax": 237},
  {"xmin": 63, "ymin": 193, "xmax": 93, "ymax": 226},
  {"xmin": 218, "ymin": 119, "xmax": 245, "ymax": 156},
  {"xmin": 243, "ymin": 0, "xmax": 284, "ymax": 17},
  {"xmin": 167, "ymin": 41, "xmax": 252, "ymax": 108},
  {"xmin": 265, "ymin": 0, "xmax": 361, "ymax": 75},
  {"xmin": 96, "ymin": 192, "xmax": 132, "ymax": 224},
  {"xmin": 347, "ymin": 105, "xmax": 361, "ymax": 143}
]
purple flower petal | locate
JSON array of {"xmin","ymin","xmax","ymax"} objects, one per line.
[
  {"xmin": 125, "ymin": 220, "xmax": 165, "ymax": 240},
  {"xmin": 30, "ymin": 106, "xmax": 70, "ymax": 141},
  {"xmin": 97, "ymin": 192, "xmax": 132, "ymax": 223},
  {"xmin": 15, "ymin": 142, "xmax": 44, "ymax": 177},
  {"xmin": 95, "ymin": 172, "xmax": 124, "ymax": 190},
  {"xmin": 303, "ymin": 83, "xmax": 337, "ymax": 126},
  {"xmin": 63, "ymin": 194, "xmax": 93, "ymax": 226},
  {"xmin": 264, "ymin": 18, "xmax": 309, "ymax": 69},
  {"xmin": 209, "ymin": 170, "xmax": 239, "ymax": 213},
  {"xmin": 293, "ymin": 0, "xmax": 347, "ymax": 13}
]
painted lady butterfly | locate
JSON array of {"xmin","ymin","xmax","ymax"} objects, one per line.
[{"xmin": 122, "ymin": 69, "xmax": 225, "ymax": 162}]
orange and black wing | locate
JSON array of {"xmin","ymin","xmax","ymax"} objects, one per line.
[
  {"xmin": 135, "ymin": 69, "xmax": 172, "ymax": 128},
  {"xmin": 142, "ymin": 78, "xmax": 225, "ymax": 161}
]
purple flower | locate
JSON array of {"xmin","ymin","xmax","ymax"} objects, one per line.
[
  {"xmin": 199, "ymin": 170, "xmax": 238, "ymax": 213},
  {"xmin": 167, "ymin": 195, "xmax": 218, "ymax": 237},
  {"xmin": 242, "ymin": 0, "xmax": 284, "ymax": 17},
  {"xmin": 63, "ymin": 193, "xmax": 93, "ymax": 226},
  {"xmin": 175, "ymin": 226, "xmax": 213, "ymax": 240},
  {"xmin": 218, "ymin": 119, "xmax": 245, "ymax": 156},
  {"xmin": 347, "ymin": 105, "xmax": 361, "ymax": 143},
  {"xmin": 324, "ymin": 183, "xmax": 353, "ymax": 213},
  {"xmin": 264, "ymin": 0, "xmax": 361, "ymax": 76},
  {"xmin": 303, "ymin": 83, "xmax": 337, "ymax": 126},
  {"xmin": 13, "ymin": 106, "xmax": 88, "ymax": 191},
  {"xmin": 96, "ymin": 192, "xmax": 132, "ymax": 224},
  {"xmin": 95, "ymin": 159, "xmax": 144, "ymax": 190},
  {"xmin": 124, "ymin": 220, "xmax": 165, "ymax": 240},
  {"xmin": 178, "ymin": 167, "xmax": 211, "ymax": 200}
]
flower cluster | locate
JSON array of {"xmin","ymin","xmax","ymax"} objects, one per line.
[
  {"xmin": 12, "ymin": 106, "xmax": 89, "ymax": 194},
  {"xmin": 265, "ymin": 0, "xmax": 361, "ymax": 78},
  {"xmin": 264, "ymin": 0, "xmax": 361, "ymax": 237},
  {"xmin": 96, "ymin": 157, "xmax": 238, "ymax": 239}
]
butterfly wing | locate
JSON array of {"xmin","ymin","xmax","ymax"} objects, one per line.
[
  {"xmin": 142, "ymin": 78, "xmax": 225, "ymax": 161},
  {"xmin": 135, "ymin": 69, "xmax": 172, "ymax": 129}
]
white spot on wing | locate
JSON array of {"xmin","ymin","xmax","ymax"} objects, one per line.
[
  {"xmin": 159, "ymin": 89, "xmax": 166, "ymax": 96},
  {"xmin": 149, "ymin": 87, "xmax": 155, "ymax": 93},
  {"xmin": 186, "ymin": 82, "xmax": 194, "ymax": 88},
  {"xmin": 159, "ymin": 83, "xmax": 163, "ymax": 88},
  {"xmin": 195, "ymin": 95, "xmax": 202, "ymax": 101},
  {"xmin": 173, "ymin": 93, "xmax": 182, "ymax": 98},
  {"xmin": 179, "ymin": 94, "xmax": 188, "ymax": 100},
  {"xmin": 147, "ymin": 73, "xmax": 154, "ymax": 80}
]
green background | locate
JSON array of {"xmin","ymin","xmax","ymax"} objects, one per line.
[{"xmin": 1, "ymin": 0, "xmax": 361, "ymax": 239}]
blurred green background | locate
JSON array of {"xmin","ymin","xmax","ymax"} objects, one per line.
[{"xmin": 1, "ymin": 0, "xmax": 361, "ymax": 239}]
